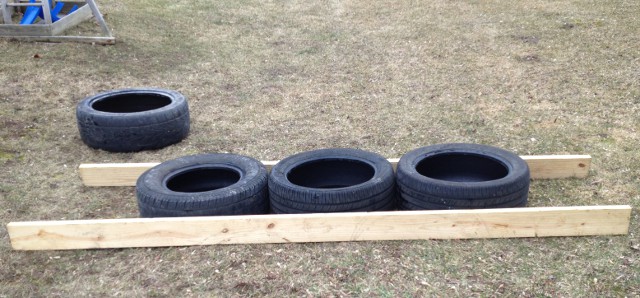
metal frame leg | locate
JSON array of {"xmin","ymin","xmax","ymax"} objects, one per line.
[
  {"xmin": 41, "ymin": 0, "xmax": 52, "ymax": 24},
  {"xmin": 1, "ymin": 0, "xmax": 13, "ymax": 24},
  {"xmin": 85, "ymin": 0, "xmax": 111, "ymax": 36}
]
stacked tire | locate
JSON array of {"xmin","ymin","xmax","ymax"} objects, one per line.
[
  {"xmin": 76, "ymin": 88, "xmax": 190, "ymax": 152},
  {"xmin": 396, "ymin": 143, "xmax": 530, "ymax": 210},
  {"xmin": 75, "ymin": 90, "xmax": 531, "ymax": 215},
  {"xmin": 136, "ymin": 154, "xmax": 269, "ymax": 217},
  {"xmin": 132, "ymin": 144, "xmax": 529, "ymax": 217},
  {"xmin": 268, "ymin": 148, "xmax": 396, "ymax": 213}
]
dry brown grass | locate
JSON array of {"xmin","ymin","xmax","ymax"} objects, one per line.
[{"xmin": 1, "ymin": 0, "xmax": 639, "ymax": 296}]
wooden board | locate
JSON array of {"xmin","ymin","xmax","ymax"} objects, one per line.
[
  {"xmin": 50, "ymin": 4, "xmax": 93, "ymax": 36},
  {"xmin": 0, "ymin": 22, "xmax": 53, "ymax": 36},
  {"xmin": 78, "ymin": 155, "xmax": 592, "ymax": 187},
  {"xmin": 0, "ymin": 4, "xmax": 91, "ymax": 36},
  {"xmin": 524, "ymin": 155, "xmax": 591, "ymax": 179},
  {"xmin": 0, "ymin": 1, "xmax": 113, "ymax": 44},
  {"xmin": 1, "ymin": 35, "xmax": 115, "ymax": 44},
  {"xmin": 78, "ymin": 162, "xmax": 160, "ymax": 186},
  {"xmin": 7, "ymin": 205, "xmax": 631, "ymax": 250}
]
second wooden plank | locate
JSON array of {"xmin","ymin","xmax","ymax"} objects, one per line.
[
  {"xmin": 78, "ymin": 155, "xmax": 591, "ymax": 187},
  {"xmin": 7, "ymin": 205, "xmax": 631, "ymax": 250}
]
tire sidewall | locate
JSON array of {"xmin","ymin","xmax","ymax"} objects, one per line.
[
  {"xmin": 76, "ymin": 88, "xmax": 188, "ymax": 127},
  {"xmin": 269, "ymin": 148, "xmax": 394, "ymax": 202},
  {"xmin": 137, "ymin": 154, "xmax": 267, "ymax": 205},
  {"xmin": 397, "ymin": 143, "xmax": 530, "ymax": 199}
]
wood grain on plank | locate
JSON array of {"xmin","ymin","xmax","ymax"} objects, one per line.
[
  {"xmin": 8, "ymin": 205, "xmax": 630, "ymax": 250},
  {"xmin": 79, "ymin": 163, "xmax": 160, "ymax": 186},
  {"xmin": 521, "ymin": 155, "xmax": 590, "ymax": 179}
]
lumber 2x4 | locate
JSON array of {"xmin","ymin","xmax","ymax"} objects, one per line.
[
  {"xmin": 7, "ymin": 205, "xmax": 631, "ymax": 250},
  {"xmin": 7, "ymin": 154, "xmax": 629, "ymax": 251},
  {"xmin": 78, "ymin": 155, "xmax": 592, "ymax": 187}
]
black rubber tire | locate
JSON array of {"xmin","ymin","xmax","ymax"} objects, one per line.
[
  {"xmin": 269, "ymin": 148, "xmax": 395, "ymax": 214},
  {"xmin": 136, "ymin": 154, "xmax": 268, "ymax": 217},
  {"xmin": 397, "ymin": 195, "xmax": 528, "ymax": 211},
  {"xmin": 397, "ymin": 143, "xmax": 530, "ymax": 210},
  {"xmin": 76, "ymin": 88, "xmax": 190, "ymax": 152},
  {"xmin": 269, "ymin": 188, "xmax": 395, "ymax": 214}
]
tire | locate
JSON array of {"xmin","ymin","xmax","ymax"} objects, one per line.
[
  {"xmin": 397, "ymin": 195, "xmax": 527, "ymax": 210},
  {"xmin": 397, "ymin": 143, "xmax": 530, "ymax": 210},
  {"xmin": 136, "ymin": 154, "xmax": 269, "ymax": 217},
  {"xmin": 269, "ymin": 148, "xmax": 395, "ymax": 214},
  {"xmin": 76, "ymin": 88, "xmax": 190, "ymax": 152},
  {"xmin": 269, "ymin": 187, "xmax": 395, "ymax": 213}
]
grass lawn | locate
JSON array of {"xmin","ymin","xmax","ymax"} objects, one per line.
[{"xmin": 0, "ymin": 0, "xmax": 638, "ymax": 296}]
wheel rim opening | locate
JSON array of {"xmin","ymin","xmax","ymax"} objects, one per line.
[
  {"xmin": 287, "ymin": 159, "xmax": 375, "ymax": 189},
  {"xmin": 416, "ymin": 153, "xmax": 508, "ymax": 182},
  {"xmin": 92, "ymin": 93, "xmax": 172, "ymax": 113},
  {"xmin": 166, "ymin": 167, "xmax": 241, "ymax": 193}
]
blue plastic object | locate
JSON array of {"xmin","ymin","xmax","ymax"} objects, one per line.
[
  {"xmin": 19, "ymin": 0, "xmax": 73, "ymax": 25},
  {"xmin": 19, "ymin": 0, "xmax": 39, "ymax": 25},
  {"xmin": 37, "ymin": 0, "xmax": 64, "ymax": 22}
]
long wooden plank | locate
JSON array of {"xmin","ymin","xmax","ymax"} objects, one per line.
[
  {"xmin": 79, "ymin": 163, "xmax": 160, "ymax": 186},
  {"xmin": 0, "ymin": 35, "xmax": 115, "ymax": 44},
  {"xmin": 84, "ymin": 0, "xmax": 111, "ymax": 36},
  {"xmin": 524, "ymin": 155, "xmax": 591, "ymax": 179},
  {"xmin": 50, "ymin": 4, "xmax": 93, "ymax": 36},
  {"xmin": 78, "ymin": 155, "xmax": 592, "ymax": 187},
  {"xmin": 0, "ymin": 23, "xmax": 53, "ymax": 36},
  {"xmin": 7, "ymin": 205, "xmax": 631, "ymax": 250}
]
